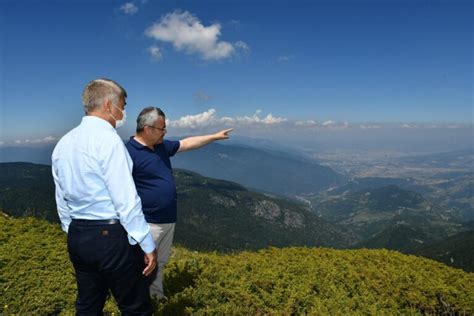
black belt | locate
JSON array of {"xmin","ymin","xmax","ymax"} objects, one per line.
[{"xmin": 72, "ymin": 219, "xmax": 120, "ymax": 225}]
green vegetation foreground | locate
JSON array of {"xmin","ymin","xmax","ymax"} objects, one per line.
[{"xmin": 1, "ymin": 214, "xmax": 473, "ymax": 315}]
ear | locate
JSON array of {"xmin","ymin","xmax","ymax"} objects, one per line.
[{"xmin": 103, "ymin": 99, "xmax": 112, "ymax": 112}]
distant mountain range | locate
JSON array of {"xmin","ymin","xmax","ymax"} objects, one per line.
[
  {"xmin": 1, "ymin": 142, "xmax": 346, "ymax": 197},
  {"xmin": 0, "ymin": 162, "xmax": 355, "ymax": 251},
  {"xmin": 172, "ymin": 142, "xmax": 346, "ymax": 196},
  {"xmin": 314, "ymin": 185, "xmax": 466, "ymax": 245},
  {"xmin": 326, "ymin": 177, "xmax": 426, "ymax": 196},
  {"xmin": 324, "ymin": 175, "xmax": 473, "ymax": 221},
  {"xmin": 426, "ymin": 174, "xmax": 474, "ymax": 221}
]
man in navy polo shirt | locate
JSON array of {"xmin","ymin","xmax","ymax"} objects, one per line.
[{"xmin": 125, "ymin": 106, "xmax": 232, "ymax": 299}]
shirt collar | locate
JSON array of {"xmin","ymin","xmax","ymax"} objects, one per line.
[
  {"xmin": 129, "ymin": 136, "xmax": 155, "ymax": 151},
  {"xmin": 129, "ymin": 136, "xmax": 165, "ymax": 152},
  {"xmin": 81, "ymin": 115, "xmax": 116, "ymax": 132},
  {"xmin": 128, "ymin": 136, "xmax": 142, "ymax": 149}
]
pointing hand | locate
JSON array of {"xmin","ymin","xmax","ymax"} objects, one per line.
[{"xmin": 214, "ymin": 128, "xmax": 233, "ymax": 140}]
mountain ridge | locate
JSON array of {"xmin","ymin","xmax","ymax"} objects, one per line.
[{"xmin": 0, "ymin": 162, "xmax": 355, "ymax": 251}]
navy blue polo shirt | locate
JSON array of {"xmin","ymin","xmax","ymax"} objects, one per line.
[{"xmin": 125, "ymin": 137, "xmax": 180, "ymax": 224}]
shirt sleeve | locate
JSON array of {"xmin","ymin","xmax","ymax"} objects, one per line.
[
  {"xmin": 164, "ymin": 140, "xmax": 181, "ymax": 157},
  {"xmin": 51, "ymin": 157, "xmax": 71, "ymax": 233},
  {"xmin": 100, "ymin": 135, "xmax": 156, "ymax": 253}
]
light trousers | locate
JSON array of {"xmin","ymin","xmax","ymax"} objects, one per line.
[{"xmin": 148, "ymin": 222, "xmax": 176, "ymax": 299}]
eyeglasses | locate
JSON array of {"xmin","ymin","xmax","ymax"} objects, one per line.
[{"xmin": 146, "ymin": 125, "xmax": 167, "ymax": 132}]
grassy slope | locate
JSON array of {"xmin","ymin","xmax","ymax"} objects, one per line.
[{"xmin": 1, "ymin": 215, "xmax": 473, "ymax": 315}]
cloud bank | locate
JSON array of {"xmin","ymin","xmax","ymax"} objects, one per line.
[
  {"xmin": 164, "ymin": 109, "xmax": 471, "ymax": 133},
  {"xmin": 168, "ymin": 109, "xmax": 287, "ymax": 129},
  {"xmin": 12, "ymin": 136, "xmax": 57, "ymax": 145}
]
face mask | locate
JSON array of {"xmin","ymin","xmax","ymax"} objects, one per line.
[{"xmin": 110, "ymin": 104, "xmax": 127, "ymax": 128}]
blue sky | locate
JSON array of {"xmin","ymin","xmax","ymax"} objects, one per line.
[{"xmin": 0, "ymin": 0, "xmax": 472, "ymax": 145}]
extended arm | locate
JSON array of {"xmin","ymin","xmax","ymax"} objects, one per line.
[{"xmin": 178, "ymin": 128, "xmax": 233, "ymax": 153}]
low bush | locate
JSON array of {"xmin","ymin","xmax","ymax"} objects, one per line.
[{"xmin": 1, "ymin": 215, "xmax": 473, "ymax": 315}]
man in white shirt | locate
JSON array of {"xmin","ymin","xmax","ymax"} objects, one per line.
[{"xmin": 52, "ymin": 78, "xmax": 157, "ymax": 315}]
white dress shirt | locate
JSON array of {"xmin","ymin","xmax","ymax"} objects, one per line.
[{"xmin": 52, "ymin": 116, "xmax": 155, "ymax": 253}]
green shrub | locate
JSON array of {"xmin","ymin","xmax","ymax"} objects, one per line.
[
  {"xmin": 0, "ymin": 215, "xmax": 119, "ymax": 315},
  {"xmin": 157, "ymin": 247, "xmax": 473, "ymax": 315},
  {"xmin": 1, "ymin": 215, "xmax": 473, "ymax": 315}
]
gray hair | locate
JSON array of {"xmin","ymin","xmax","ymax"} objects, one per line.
[
  {"xmin": 82, "ymin": 78, "xmax": 127, "ymax": 113},
  {"xmin": 136, "ymin": 107, "xmax": 166, "ymax": 132}
]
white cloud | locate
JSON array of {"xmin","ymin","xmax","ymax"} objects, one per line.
[
  {"xmin": 295, "ymin": 120, "xmax": 350, "ymax": 129},
  {"xmin": 220, "ymin": 116, "xmax": 235, "ymax": 124},
  {"xmin": 148, "ymin": 45, "xmax": 163, "ymax": 61},
  {"xmin": 13, "ymin": 136, "xmax": 57, "ymax": 145},
  {"xmin": 0, "ymin": 141, "xmax": 4, "ymax": 146},
  {"xmin": 167, "ymin": 111, "xmax": 470, "ymax": 132},
  {"xmin": 322, "ymin": 120, "xmax": 336, "ymax": 127},
  {"xmin": 259, "ymin": 113, "xmax": 286, "ymax": 124},
  {"xmin": 233, "ymin": 110, "xmax": 287, "ymax": 125},
  {"xmin": 119, "ymin": 3, "xmax": 138, "ymax": 15},
  {"xmin": 168, "ymin": 109, "xmax": 287, "ymax": 129},
  {"xmin": 235, "ymin": 41, "xmax": 250, "ymax": 53},
  {"xmin": 295, "ymin": 120, "xmax": 317, "ymax": 126},
  {"xmin": 145, "ymin": 11, "xmax": 247, "ymax": 60},
  {"xmin": 169, "ymin": 109, "xmax": 218, "ymax": 129}
]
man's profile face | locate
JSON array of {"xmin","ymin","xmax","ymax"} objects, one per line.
[{"xmin": 152, "ymin": 117, "xmax": 167, "ymax": 145}]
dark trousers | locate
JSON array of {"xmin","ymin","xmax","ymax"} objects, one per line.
[{"xmin": 67, "ymin": 220, "xmax": 153, "ymax": 316}]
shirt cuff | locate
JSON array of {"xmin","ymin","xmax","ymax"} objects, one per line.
[
  {"xmin": 139, "ymin": 231, "xmax": 156, "ymax": 253},
  {"xmin": 61, "ymin": 222, "xmax": 70, "ymax": 233}
]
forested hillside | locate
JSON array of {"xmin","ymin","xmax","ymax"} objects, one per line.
[
  {"xmin": 0, "ymin": 162, "xmax": 355, "ymax": 250},
  {"xmin": 1, "ymin": 214, "xmax": 473, "ymax": 315},
  {"xmin": 409, "ymin": 230, "xmax": 474, "ymax": 272},
  {"xmin": 0, "ymin": 162, "xmax": 58, "ymax": 221}
]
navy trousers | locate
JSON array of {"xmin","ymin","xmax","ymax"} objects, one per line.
[{"xmin": 67, "ymin": 220, "xmax": 153, "ymax": 316}]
